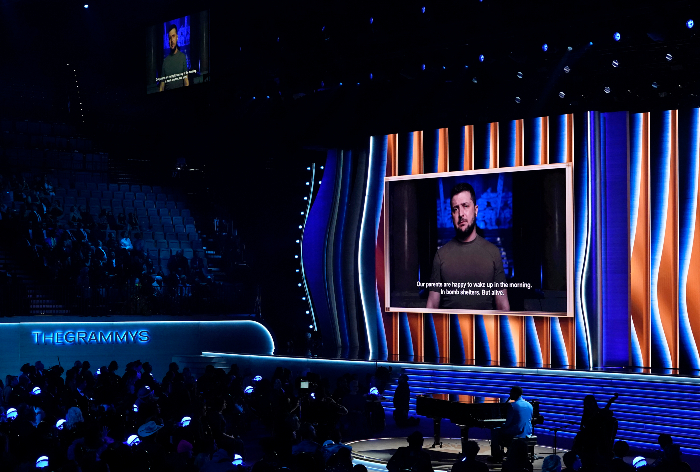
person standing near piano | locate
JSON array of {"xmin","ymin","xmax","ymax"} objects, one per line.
[{"xmin": 490, "ymin": 386, "xmax": 533, "ymax": 462}]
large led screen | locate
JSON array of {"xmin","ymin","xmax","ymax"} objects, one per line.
[
  {"xmin": 384, "ymin": 164, "xmax": 573, "ymax": 316},
  {"xmin": 146, "ymin": 10, "xmax": 210, "ymax": 94}
]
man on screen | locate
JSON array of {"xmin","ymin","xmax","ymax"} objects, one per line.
[
  {"xmin": 426, "ymin": 182, "xmax": 510, "ymax": 311},
  {"xmin": 160, "ymin": 24, "xmax": 189, "ymax": 91}
]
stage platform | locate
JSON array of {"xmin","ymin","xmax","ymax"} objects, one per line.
[
  {"xmin": 346, "ymin": 437, "xmax": 639, "ymax": 471},
  {"xmin": 191, "ymin": 353, "xmax": 700, "ymax": 466}
]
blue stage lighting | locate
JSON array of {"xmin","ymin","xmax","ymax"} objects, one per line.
[
  {"xmin": 370, "ymin": 73, "xmax": 373, "ymax": 79},
  {"xmin": 36, "ymin": 456, "xmax": 49, "ymax": 468},
  {"xmin": 589, "ymin": 41, "xmax": 593, "ymax": 45},
  {"xmin": 339, "ymin": 83, "xmax": 342, "ymax": 86},
  {"xmin": 472, "ymin": 77, "xmax": 477, "ymax": 83},
  {"xmin": 132, "ymin": 404, "xmax": 139, "ymax": 412},
  {"xmin": 564, "ymin": 66, "xmax": 571, "ymax": 73},
  {"xmin": 652, "ymin": 82, "xmax": 658, "ymax": 88},
  {"xmin": 517, "ymin": 71, "xmax": 523, "ymax": 78},
  {"xmin": 125, "ymin": 434, "xmax": 141, "ymax": 446},
  {"xmin": 422, "ymin": 64, "xmax": 425, "ymax": 70},
  {"xmin": 302, "ymin": 297, "xmax": 306, "ymax": 300},
  {"xmin": 253, "ymin": 375, "xmax": 262, "ymax": 381},
  {"xmin": 542, "ymin": 43, "xmax": 548, "ymax": 52},
  {"xmin": 233, "ymin": 454, "xmax": 243, "ymax": 465},
  {"xmin": 300, "ymin": 211, "xmax": 304, "ymax": 215},
  {"xmin": 422, "ymin": 6, "xmax": 425, "ymax": 13},
  {"xmin": 31, "ymin": 387, "xmax": 41, "ymax": 395},
  {"xmin": 369, "ymin": 17, "xmax": 373, "ymax": 24},
  {"xmin": 369, "ymin": 387, "xmax": 379, "ymax": 395},
  {"xmin": 7, "ymin": 408, "xmax": 17, "ymax": 420},
  {"xmin": 612, "ymin": 60, "xmax": 619, "ymax": 67},
  {"xmin": 604, "ymin": 87, "xmax": 611, "ymax": 93},
  {"xmin": 479, "ymin": 54, "xmax": 484, "ymax": 62},
  {"xmin": 614, "ymin": 32, "xmax": 621, "ymax": 41},
  {"xmin": 632, "ymin": 456, "xmax": 647, "ymax": 468},
  {"xmin": 567, "ymin": 46, "xmax": 572, "ymax": 51},
  {"xmin": 515, "ymin": 97, "xmax": 521, "ymax": 103},
  {"xmin": 306, "ymin": 310, "xmax": 310, "ymax": 314},
  {"xmin": 666, "ymin": 54, "xmax": 673, "ymax": 61},
  {"xmin": 310, "ymin": 393, "xmax": 316, "ymax": 399},
  {"xmin": 308, "ymin": 325, "xmax": 313, "ymax": 329},
  {"xmin": 96, "ymin": 368, "xmax": 101, "ymax": 375},
  {"xmin": 298, "ymin": 225, "xmax": 302, "ymax": 229},
  {"xmin": 298, "ymin": 283, "xmax": 302, "ymax": 287},
  {"xmin": 320, "ymin": 166, "xmax": 324, "ymax": 169},
  {"xmin": 304, "ymin": 196, "xmax": 308, "ymax": 200},
  {"xmin": 296, "ymin": 240, "xmax": 299, "ymax": 243},
  {"xmin": 559, "ymin": 91, "xmax": 565, "ymax": 98},
  {"xmin": 244, "ymin": 386, "xmax": 254, "ymax": 394},
  {"xmin": 83, "ymin": 4, "xmax": 88, "ymax": 8},
  {"xmin": 688, "ymin": 19, "xmax": 694, "ymax": 29},
  {"xmin": 180, "ymin": 416, "xmax": 191, "ymax": 427},
  {"xmin": 55, "ymin": 419, "xmax": 66, "ymax": 430}
]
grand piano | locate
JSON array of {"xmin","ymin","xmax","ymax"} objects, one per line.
[{"xmin": 416, "ymin": 395, "xmax": 541, "ymax": 454}]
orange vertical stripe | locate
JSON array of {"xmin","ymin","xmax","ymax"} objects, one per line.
[
  {"xmin": 541, "ymin": 116, "xmax": 550, "ymax": 164},
  {"xmin": 559, "ymin": 317, "xmax": 576, "ymax": 367},
  {"xmin": 407, "ymin": 312, "xmax": 425, "ymax": 361},
  {"xmin": 565, "ymin": 114, "xmax": 574, "ymax": 163},
  {"xmin": 433, "ymin": 312, "xmax": 450, "ymax": 363},
  {"xmin": 438, "ymin": 128, "xmax": 449, "ymax": 173},
  {"xmin": 534, "ymin": 317, "xmax": 551, "ymax": 367},
  {"xmin": 490, "ymin": 122, "xmax": 499, "ymax": 169},
  {"xmin": 631, "ymin": 113, "xmax": 651, "ymax": 367},
  {"xmin": 515, "ymin": 120, "xmax": 524, "ymax": 167},
  {"xmin": 464, "ymin": 126, "xmax": 474, "ymax": 171},
  {"xmin": 458, "ymin": 313, "xmax": 475, "ymax": 363},
  {"xmin": 657, "ymin": 110, "xmax": 679, "ymax": 369}
]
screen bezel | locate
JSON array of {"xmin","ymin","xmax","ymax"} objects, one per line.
[{"xmin": 383, "ymin": 162, "xmax": 574, "ymax": 317}]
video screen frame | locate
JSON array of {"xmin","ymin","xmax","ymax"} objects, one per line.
[{"xmin": 383, "ymin": 162, "xmax": 575, "ymax": 317}]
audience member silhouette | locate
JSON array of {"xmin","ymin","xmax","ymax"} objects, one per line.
[
  {"xmin": 387, "ymin": 431, "xmax": 434, "ymax": 472},
  {"xmin": 451, "ymin": 441, "xmax": 488, "ymax": 472}
]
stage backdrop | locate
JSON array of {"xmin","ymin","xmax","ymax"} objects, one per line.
[{"xmin": 301, "ymin": 110, "xmax": 700, "ymax": 373}]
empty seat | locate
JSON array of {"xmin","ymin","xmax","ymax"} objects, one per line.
[
  {"xmin": 131, "ymin": 185, "xmax": 140, "ymax": 193},
  {"xmin": 177, "ymin": 232, "xmax": 188, "ymax": 241},
  {"xmin": 147, "ymin": 208, "xmax": 158, "ymax": 217},
  {"xmin": 89, "ymin": 197, "xmax": 100, "ymax": 207},
  {"xmin": 66, "ymin": 189, "xmax": 78, "ymax": 197},
  {"xmin": 153, "ymin": 186, "xmax": 162, "ymax": 194},
  {"xmin": 144, "ymin": 240, "xmax": 156, "ymax": 250},
  {"xmin": 170, "ymin": 209, "xmax": 180, "ymax": 217},
  {"xmin": 166, "ymin": 201, "xmax": 176, "ymax": 210},
  {"xmin": 134, "ymin": 200, "xmax": 145, "ymax": 209},
  {"xmin": 76, "ymin": 197, "xmax": 87, "ymax": 207},
  {"xmin": 166, "ymin": 232, "xmax": 177, "ymax": 241},
  {"xmin": 137, "ymin": 209, "xmax": 147, "ymax": 217},
  {"xmin": 149, "ymin": 216, "xmax": 160, "ymax": 226},
  {"xmin": 111, "ymin": 199, "xmax": 122, "ymax": 208},
  {"xmin": 90, "ymin": 206, "xmax": 100, "ymax": 215},
  {"xmin": 156, "ymin": 193, "xmax": 167, "ymax": 202},
  {"xmin": 151, "ymin": 224, "xmax": 163, "ymax": 233},
  {"xmin": 78, "ymin": 189, "xmax": 90, "ymax": 197},
  {"xmin": 163, "ymin": 225, "xmax": 175, "ymax": 234},
  {"xmin": 183, "ymin": 248, "xmax": 193, "ymax": 260},
  {"xmin": 148, "ymin": 248, "xmax": 158, "ymax": 259},
  {"xmin": 91, "ymin": 190, "xmax": 102, "ymax": 198},
  {"xmin": 102, "ymin": 191, "xmax": 113, "ymax": 199},
  {"xmin": 113, "ymin": 191, "xmax": 124, "ymax": 200},
  {"xmin": 158, "ymin": 208, "xmax": 170, "ymax": 216},
  {"xmin": 144, "ymin": 200, "xmax": 155, "ymax": 209},
  {"xmin": 175, "ymin": 224, "xmax": 185, "ymax": 234},
  {"xmin": 65, "ymin": 196, "xmax": 76, "ymax": 206},
  {"xmin": 145, "ymin": 193, "xmax": 155, "ymax": 201},
  {"xmin": 172, "ymin": 216, "xmax": 183, "ymax": 226},
  {"xmin": 160, "ymin": 216, "xmax": 172, "ymax": 225},
  {"xmin": 125, "ymin": 192, "xmax": 134, "ymax": 200},
  {"xmin": 138, "ymin": 216, "xmax": 149, "ymax": 228},
  {"xmin": 100, "ymin": 198, "xmax": 110, "ymax": 207},
  {"xmin": 135, "ymin": 193, "xmax": 145, "ymax": 201},
  {"xmin": 154, "ymin": 232, "xmax": 164, "ymax": 241},
  {"xmin": 166, "ymin": 194, "xmax": 176, "ymax": 202},
  {"xmin": 186, "ymin": 224, "xmax": 196, "ymax": 234},
  {"xmin": 141, "ymin": 231, "xmax": 153, "ymax": 240},
  {"xmin": 98, "ymin": 183, "xmax": 108, "ymax": 191},
  {"xmin": 56, "ymin": 188, "xmax": 66, "ymax": 198},
  {"xmin": 155, "ymin": 201, "xmax": 166, "ymax": 209},
  {"xmin": 108, "ymin": 184, "xmax": 118, "ymax": 192},
  {"xmin": 192, "ymin": 240, "xmax": 203, "ymax": 250},
  {"xmin": 168, "ymin": 241, "xmax": 180, "ymax": 250},
  {"xmin": 123, "ymin": 200, "xmax": 133, "ymax": 209},
  {"xmin": 119, "ymin": 184, "xmax": 129, "ymax": 192},
  {"xmin": 181, "ymin": 210, "xmax": 191, "ymax": 219},
  {"xmin": 194, "ymin": 249, "xmax": 205, "ymax": 260},
  {"xmin": 87, "ymin": 183, "xmax": 97, "ymax": 191},
  {"xmin": 188, "ymin": 233, "xmax": 199, "ymax": 242},
  {"xmin": 156, "ymin": 240, "xmax": 168, "ymax": 249},
  {"xmin": 180, "ymin": 241, "xmax": 191, "ymax": 249},
  {"xmin": 159, "ymin": 248, "xmax": 170, "ymax": 260},
  {"xmin": 176, "ymin": 202, "xmax": 187, "ymax": 209},
  {"xmin": 142, "ymin": 185, "xmax": 152, "ymax": 193}
]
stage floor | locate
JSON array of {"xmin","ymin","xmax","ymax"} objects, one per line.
[{"xmin": 347, "ymin": 437, "xmax": 562, "ymax": 471}]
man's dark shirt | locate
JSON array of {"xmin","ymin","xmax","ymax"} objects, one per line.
[
  {"xmin": 452, "ymin": 458, "xmax": 489, "ymax": 472},
  {"xmin": 429, "ymin": 234, "xmax": 506, "ymax": 309},
  {"xmin": 162, "ymin": 50, "xmax": 188, "ymax": 90}
]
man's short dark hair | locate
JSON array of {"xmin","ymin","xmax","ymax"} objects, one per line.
[
  {"xmin": 510, "ymin": 386, "xmax": 523, "ymax": 399},
  {"xmin": 563, "ymin": 450, "xmax": 579, "ymax": 467},
  {"xmin": 465, "ymin": 440, "xmax": 480, "ymax": 459},
  {"xmin": 167, "ymin": 24, "xmax": 178, "ymax": 35},
  {"xmin": 450, "ymin": 183, "xmax": 476, "ymax": 206}
]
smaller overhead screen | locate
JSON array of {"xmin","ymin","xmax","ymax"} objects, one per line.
[{"xmin": 146, "ymin": 10, "xmax": 210, "ymax": 94}]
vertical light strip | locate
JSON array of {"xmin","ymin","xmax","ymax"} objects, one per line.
[
  {"xmin": 359, "ymin": 140, "xmax": 377, "ymax": 359},
  {"xmin": 577, "ymin": 112, "xmax": 593, "ymax": 368},
  {"xmin": 679, "ymin": 109, "xmax": 700, "ymax": 369},
  {"xmin": 650, "ymin": 111, "xmax": 673, "ymax": 368},
  {"xmin": 301, "ymin": 165, "xmax": 317, "ymax": 330},
  {"xmin": 631, "ymin": 114, "xmax": 643, "ymax": 257}
]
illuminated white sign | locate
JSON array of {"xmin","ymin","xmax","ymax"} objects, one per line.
[{"xmin": 31, "ymin": 329, "xmax": 150, "ymax": 345}]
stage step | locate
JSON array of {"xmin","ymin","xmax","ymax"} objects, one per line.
[{"xmin": 381, "ymin": 366, "xmax": 700, "ymax": 456}]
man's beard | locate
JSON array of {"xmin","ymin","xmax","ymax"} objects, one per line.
[{"xmin": 455, "ymin": 219, "xmax": 476, "ymax": 240}]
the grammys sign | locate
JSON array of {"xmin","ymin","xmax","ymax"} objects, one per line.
[{"xmin": 31, "ymin": 329, "xmax": 150, "ymax": 345}]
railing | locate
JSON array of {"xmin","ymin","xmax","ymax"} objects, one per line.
[{"xmin": 0, "ymin": 282, "xmax": 256, "ymax": 317}]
